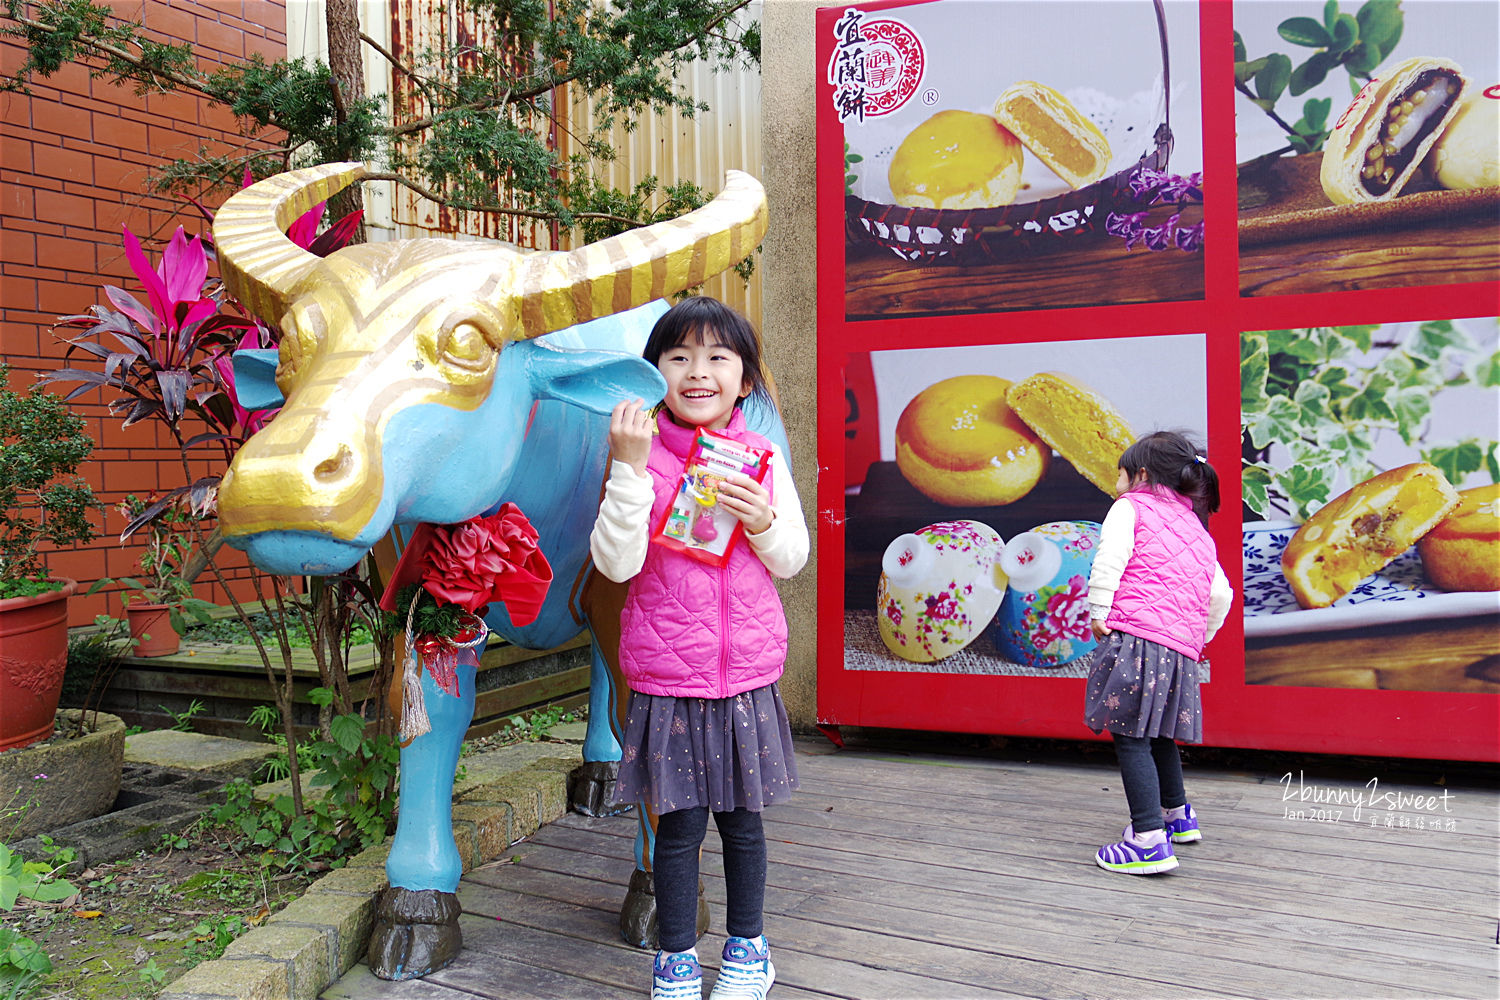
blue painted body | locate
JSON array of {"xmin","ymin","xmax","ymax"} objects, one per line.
[{"xmin": 229, "ymin": 302, "xmax": 790, "ymax": 895}]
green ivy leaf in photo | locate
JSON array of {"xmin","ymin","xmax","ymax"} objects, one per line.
[
  {"xmin": 1278, "ymin": 463, "xmax": 1336, "ymax": 518},
  {"xmin": 1242, "ymin": 464, "xmax": 1274, "ymax": 516},
  {"xmin": 1247, "ymin": 394, "xmax": 1303, "ymax": 450},
  {"xmin": 1241, "ymin": 337, "xmax": 1270, "ymax": 410},
  {"xmin": 1423, "ymin": 441, "xmax": 1486, "ymax": 484},
  {"xmin": 1242, "ymin": 320, "xmax": 1499, "ymax": 519}
]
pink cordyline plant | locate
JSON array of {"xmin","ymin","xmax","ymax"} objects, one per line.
[{"xmin": 43, "ymin": 184, "xmax": 361, "ymax": 533}]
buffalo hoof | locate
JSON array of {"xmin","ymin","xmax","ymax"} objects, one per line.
[
  {"xmin": 619, "ymin": 867, "xmax": 709, "ymax": 949},
  {"xmin": 569, "ymin": 760, "xmax": 632, "ymax": 817},
  {"xmin": 367, "ymin": 887, "xmax": 463, "ymax": 981}
]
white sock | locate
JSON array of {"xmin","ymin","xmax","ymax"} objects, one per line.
[
  {"xmin": 1163, "ymin": 805, "xmax": 1188, "ymax": 822},
  {"xmin": 1127, "ymin": 825, "xmax": 1168, "ymax": 846}
]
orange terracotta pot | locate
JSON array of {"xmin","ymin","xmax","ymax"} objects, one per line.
[
  {"xmin": 125, "ymin": 602, "xmax": 181, "ymax": 658},
  {"xmin": 0, "ymin": 578, "xmax": 76, "ymax": 751}
]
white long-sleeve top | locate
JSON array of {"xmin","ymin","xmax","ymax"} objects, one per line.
[
  {"xmin": 1087, "ymin": 498, "xmax": 1233, "ymax": 643},
  {"xmin": 589, "ymin": 442, "xmax": 809, "ymax": 584}
]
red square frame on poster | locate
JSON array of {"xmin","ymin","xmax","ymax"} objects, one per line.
[{"xmin": 814, "ymin": 0, "xmax": 1499, "ymax": 762}]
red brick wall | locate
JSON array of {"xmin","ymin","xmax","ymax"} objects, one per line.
[{"xmin": 1, "ymin": 1, "xmax": 288, "ymax": 624}]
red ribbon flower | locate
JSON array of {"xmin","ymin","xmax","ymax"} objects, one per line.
[{"xmin": 379, "ymin": 503, "xmax": 553, "ymax": 626}]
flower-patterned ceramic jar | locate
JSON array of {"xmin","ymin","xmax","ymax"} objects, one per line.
[
  {"xmin": 877, "ymin": 520, "xmax": 1007, "ymax": 662},
  {"xmin": 991, "ymin": 520, "xmax": 1102, "ymax": 668}
]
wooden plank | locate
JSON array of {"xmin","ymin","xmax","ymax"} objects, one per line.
[
  {"xmin": 769, "ymin": 785, "xmax": 1494, "ymax": 887},
  {"xmin": 479, "ymin": 632, "xmax": 590, "ymax": 669},
  {"xmin": 322, "ymin": 963, "xmax": 487, "ymax": 1000},
  {"xmin": 532, "ymin": 812, "xmax": 1486, "ymax": 943},
  {"xmin": 534, "ymin": 818, "xmax": 1497, "ymax": 980},
  {"xmin": 792, "ymin": 754, "xmax": 1500, "ymax": 851},
  {"xmin": 535, "ymin": 811, "xmax": 1494, "ymax": 996},
  {"xmin": 460, "ymin": 880, "xmax": 1047, "ymax": 999},
  {"xmin": 470, "ymin": 849, "xmax": 1261, "ymax": 999},
  {"xmin": 472, "ymin": 666, "xmax": 591, "ymax": 720}
]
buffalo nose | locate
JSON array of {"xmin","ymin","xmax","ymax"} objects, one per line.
[{"xmin": 313, "ymin": 443, "xmax": 356, "ymax": 483}]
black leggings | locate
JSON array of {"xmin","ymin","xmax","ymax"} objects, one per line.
[
  {"xmin": 1112, "ymin": 733, "xmax": 1187, "ymax": 833},
  {"xmin": 654, "ymin": 807, "xmax": 766, "ymax": 953}
]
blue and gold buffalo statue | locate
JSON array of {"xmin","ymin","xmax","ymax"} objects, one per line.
[{"xmin": 212, "ymin": 162, "xmax": 775, "ymax": 979}]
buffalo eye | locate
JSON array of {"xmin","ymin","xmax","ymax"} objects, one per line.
[{"xmin": 440, "ymin": 321, "xmax": 494, "ymax": 373}]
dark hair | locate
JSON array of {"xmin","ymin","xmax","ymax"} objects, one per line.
[
  {"xmin": 1118, "ymin": 430, "xmax": 1219, "ymax": 526},
  {"xmin": 641, "ymin": 296, "xmax": 770, "ymax": 404}
]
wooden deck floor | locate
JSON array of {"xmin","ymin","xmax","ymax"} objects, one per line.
[{"xmin": 324, "ymin": 737, "xmax": 1500, "ymax": 999}]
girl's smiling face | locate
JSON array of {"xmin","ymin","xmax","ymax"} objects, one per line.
[{"xmin": 658, "ymin": 335, "xmax": 749, "ymax": 431}]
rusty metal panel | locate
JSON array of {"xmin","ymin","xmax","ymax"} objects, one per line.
[
  {"xmin": 385, "ymin": 1, "xmax": 763, "ymax": 324},
  {"xmin": 574, "ymin": 3, "xmax": 765, "ymax": 325},
  {"xmin": 385, "ymin": 0, "xmax": 559, "ymax": 248}
]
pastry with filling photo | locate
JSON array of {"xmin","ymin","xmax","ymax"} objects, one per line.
[
  {"xmin": 1005, "ymin": 372, "xmax": 1135, "ymax": 496},
  {"xmin": 1281, "ymin": 462, "xmax": 1460, "ymax": 609},
  {"xmin": 992, "ymin": 80, "xmax": 1112, "ymax": 190},
  {"xmin": 1320, "ymin": 56, "xmax": 1467, "ymax": 204}
]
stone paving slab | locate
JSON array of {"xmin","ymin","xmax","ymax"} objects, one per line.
[
  {"xmin": 158, "ymin": 739, "xmax": 584, "ymax": 1000},
  {"xmin": 126, "ymin": 729, "xmax": 281, "ymax": 782}
]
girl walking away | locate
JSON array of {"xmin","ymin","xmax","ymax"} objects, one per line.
[
  {"xmin": 590, "ymin": 297, "xmax": 810, "ymax": 999},
  {"xmin": 1083, "ymin": 431, "xmax": 1233, "ymax": 875}
]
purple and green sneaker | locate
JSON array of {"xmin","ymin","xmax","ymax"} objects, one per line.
[
  {"xmin": 1095, "ymin": 826, "xmax": 1178, "ymax": 874},
  {"xmin": 1165, "ymin": 803, "xmax": 1202, "ymax": 844}
]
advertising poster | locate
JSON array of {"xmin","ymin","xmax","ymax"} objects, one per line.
[{"xmin": 817, "ymin": 0, "xmax": 1499, "ymax": 762}]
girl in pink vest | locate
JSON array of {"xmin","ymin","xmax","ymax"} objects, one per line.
[
  {"xmin": 590, "ymin": 297, "xmax": 809, "ymax": 1000},
  {"xmin": 1083, "ymin": 431, "xmax": 1232, "ymax": 875}
]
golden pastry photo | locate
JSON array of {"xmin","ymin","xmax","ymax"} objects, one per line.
[
  {"xmin": 1281, "ymin": 462, "xmax": 1460, "ymax": 609},
  {"xmin": 1005, "ymin": 372, "xmax": 1135, "ymax": 496},
  {"xmin": 1320, "ymin": 56, "xmax": 1468, "ymax": 204},
  {"xmin": 888, "ymin": 110, "xmax": 1025, "ymax": 209},
  {"xmin": 1418, "ymin": 483, "xmax": 1500, "ymax": 591},
  {"xmin": 992, "ymin": 80, "xmax": 1112, "ymax": 190},
  {"xmin": 894, "ymin": 375, "xmax": 1049, "ymax": 506},
  {"xmin": 1423, "ymin": 91, "xmax": 1500, "ymax": 191}
]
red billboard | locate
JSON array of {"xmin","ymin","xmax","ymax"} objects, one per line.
[{"xmin": 815, "ymin": 0, "xmax": 1500, "ymax": 761}]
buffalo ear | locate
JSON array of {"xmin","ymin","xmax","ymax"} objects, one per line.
[
  {"xmin": 516, "ymin": 340, "xmax": 666, "ymax": 415},
  {"xmin": 231, "ymin": 349, "xmax": 286, "ymax": 409}
]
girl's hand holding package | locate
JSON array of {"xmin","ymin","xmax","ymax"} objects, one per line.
[
  {"xmin": 609, "ymin": 397, "xmax": 655, "ymax": 475},
  {"xmin": 715, "ymin": 472, "xmax": 774, "ymax": 535}
]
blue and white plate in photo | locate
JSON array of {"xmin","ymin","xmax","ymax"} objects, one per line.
[{"xmin": 1242, "ymin": 520, "xmax": 1500, "ymax": 639}]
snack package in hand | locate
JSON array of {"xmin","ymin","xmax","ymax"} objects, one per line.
[{"xmin": 651, "ymin": 426, "xmax": 773, "ymax": 567}]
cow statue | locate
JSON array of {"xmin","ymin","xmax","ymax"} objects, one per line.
[{"xmin": 211, "ymin": 162, "xmax": 776, "ymax": 980}]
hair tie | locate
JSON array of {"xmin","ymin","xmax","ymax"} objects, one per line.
[{"xmin": 1193, "ymin": 454, "xmax": 1205, "ymax": 464}]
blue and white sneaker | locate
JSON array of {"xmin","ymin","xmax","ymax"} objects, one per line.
[
  {"xmin": 653, "ymin": 948, "xmax": 703, "ymax": 1000},
  {"xmin": 1165, "ymin": 803, "xmax": 1202, "ymax": 843},
  {"xmin": 1095, "ymin": 825, "xmax": 1178, "ymax": 874},
  {"xmin": 709, "ymin": 935, "xmax": 775, "ymax": 999}
]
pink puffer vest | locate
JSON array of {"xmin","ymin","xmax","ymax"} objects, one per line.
[
  {"xmin": 1105, "ymin": 488, "xmax": 1217, "ymax": 660},
  {"xmin": 617, "ymin": 410, "xmax": 788, "ymax": 698}
]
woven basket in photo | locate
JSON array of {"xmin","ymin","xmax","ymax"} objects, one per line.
[{"xmin": 845, "ymin": 0, "xmax": 1174, "ymax": 266}]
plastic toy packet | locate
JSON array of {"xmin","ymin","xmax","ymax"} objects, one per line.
[{"xmin": 651, "ymin": 425, "xmax": 772, "ymax": 566}]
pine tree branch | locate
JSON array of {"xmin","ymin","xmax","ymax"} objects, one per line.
[
  {"xmin": 5, "ymin": 8, "xmax": 213, "ymax": 96},
  {"xmin": 364, "ymin": 170, "xmax": 643, "ymax": 228}
]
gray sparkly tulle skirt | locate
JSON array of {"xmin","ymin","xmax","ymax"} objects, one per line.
[
  {"xmin": 1082, "ymin": 631, "xmax": 1203, "ymax": 743},
  {"xmin": 612, "ymin": 682, "xmax": 799, "ymax": 815}
]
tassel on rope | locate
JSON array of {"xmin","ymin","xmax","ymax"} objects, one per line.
[{"xmin": 398, "ymin": 598, "xmax": 431, "ymax": 742}]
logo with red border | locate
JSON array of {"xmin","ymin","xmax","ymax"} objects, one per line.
[{"xmin": 829, "ymin": 13, "xmax": 925, "ymax": 123}]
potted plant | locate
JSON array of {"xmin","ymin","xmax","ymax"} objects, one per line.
[
  {"xmin": 114, "ymin": 493, "xmax": 215, "ymax": 657},
  {"xmin": 0, "ymin": 364, "xmax": 101, "ymax": 750}
]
